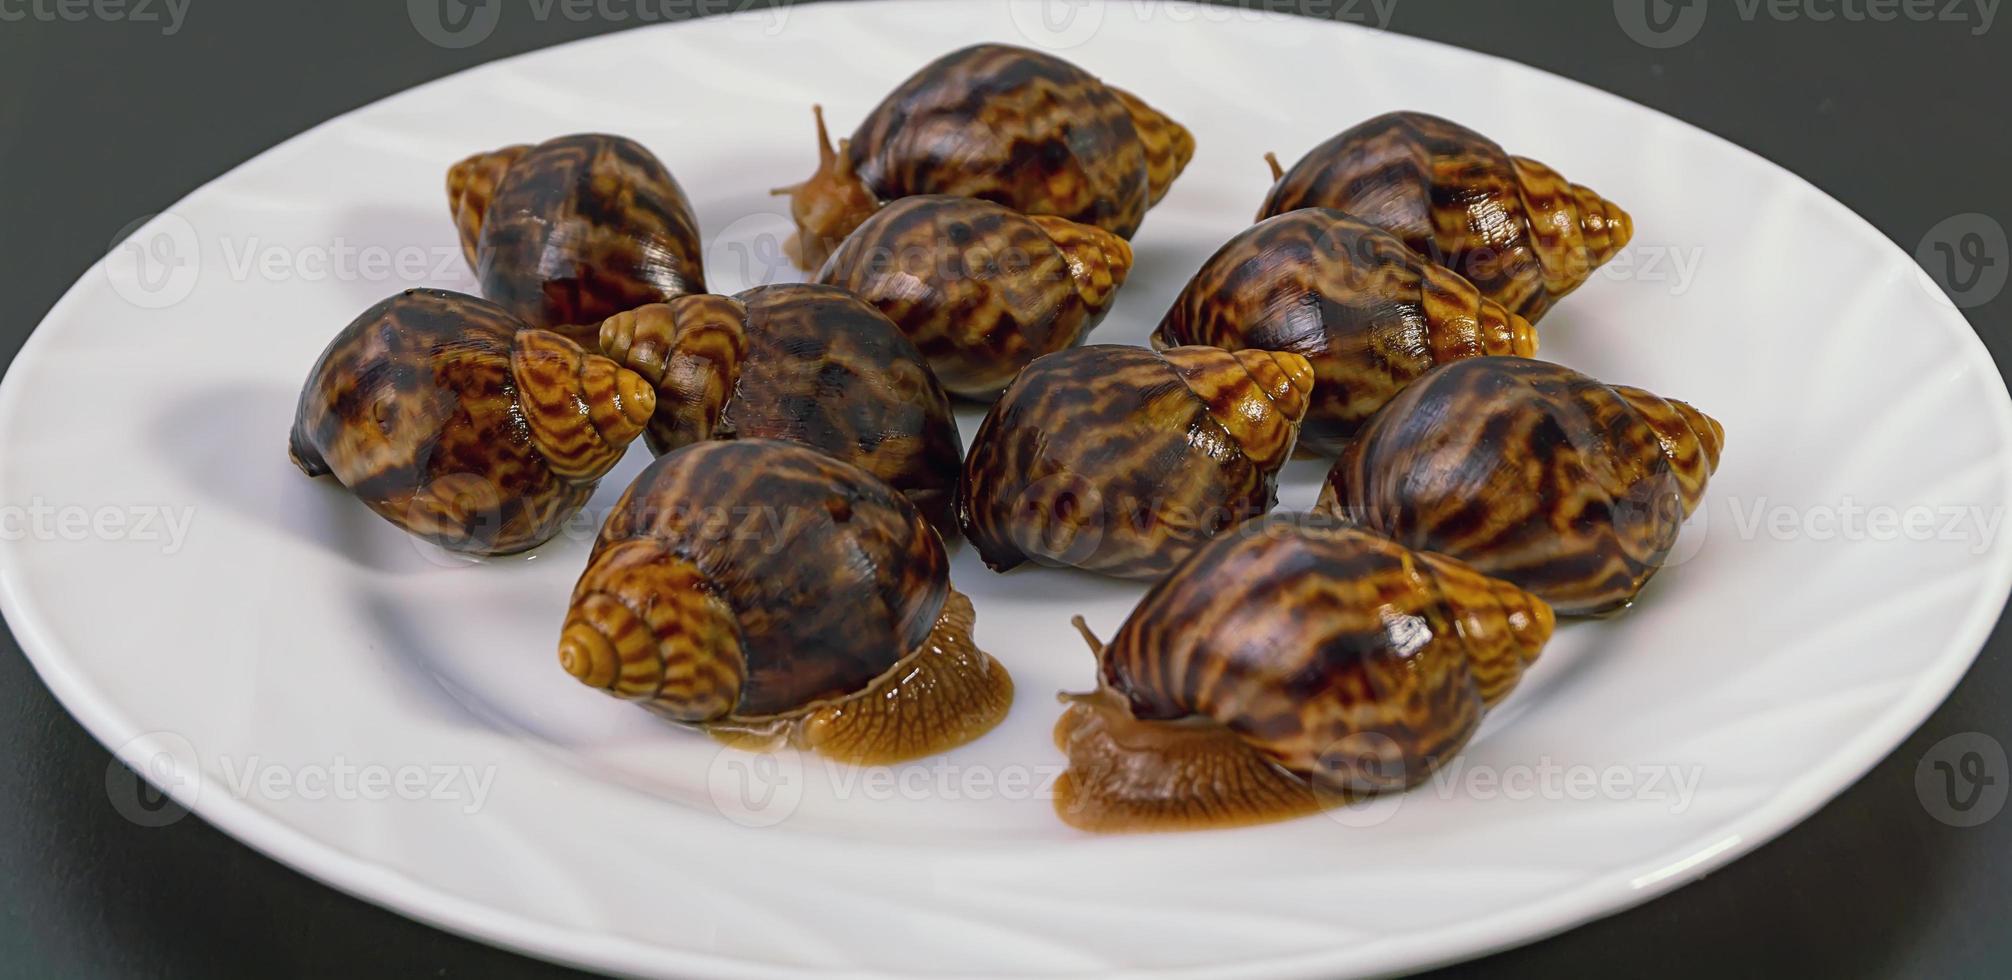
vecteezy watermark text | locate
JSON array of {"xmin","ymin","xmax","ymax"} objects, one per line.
[
  {"xmin": 0, "ymin": 499, "xmax": 195, "ymax": 554},
  {"xmin": 107, "ymin": 731, "xmax": 497, "ymax": 827},
  {"xmin": 1617, "ymin": 0, "xmax": 1998, "ymax": 49},
  {"xmin": 0, "ymin": 0, "xmax": 189, "ymax": 35},
  {"xmin": 408, "ymin": 0, "xmax": 788, "ymax": 48}
]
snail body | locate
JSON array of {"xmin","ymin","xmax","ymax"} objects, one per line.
[
  {"xmin": 448, "ymin": 133, "xmax": 704, "ymax": 346},
  {"xmin": 559, "ymin": 439, "xmax": 1012, "ymax": 762},
  {"xmin": 815, "ymin": 195, "xmax": 1135, "ymax": 398},
  {"xmin": 288, "ymin": 288, "xmax": 654, "ymax": 555},
  {"xmin": 778, "ymin": 43, "xmax": 1193, "ymax": 269},
  {"xmin": 958, "ymin": 344, "xmax": 1313, "ymax": 580},
  {"xmin": 597, "ymin": 283, "xmax": 964, "ymax": 526},
  {"xmin": 1153, "ymin": 207, "xmax": 1537, "ymax": 455},
  {"xmin": 1258, "ymin": 111, "xmax": 1632, "ymax": 321},
  {"xmin": 1057, "ymin": 522, "xmax": 1554, "ymax": 833},
  {"xmin": 1318, "ymin": 357, "xmax": 1724, "ymax": 616}
]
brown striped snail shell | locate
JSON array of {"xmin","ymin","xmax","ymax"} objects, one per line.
[
  {"xmin": 287, "ymin": 288, "xmax": 654, "ymax": 555},
  {"xmin": 957, "ymin": 344, "xmax": 1314, "ymax": 581},
  {"xmin": 448, "ymin": 133, "xmax": 705, "ymax": 346},
  {"xmin": 1317, "ymin": 357, "xmax": 1724, "ymax": 617},
  {"xmin": 559, "ymin": 439, "xmax": 1012, "ymax": 763},
  {"xmin": 814, "ymin": 195, "xmax": 1135, "ymax": 399},
  {"xmin": 776, "ymin": 43, "xmax": 1193, "ymax": 270},
  {"xmin": 597, "ymin": 283, "xmax": 964, "ymax": 527},
  {"xmin": 1057, "ymin": 521, "xmax": 1554, "ymax": 833},
  {"xmin": 1153, "ymin": 207, "xmax": 1537, "ymax": 456},
  {"xmin": 1258, "ymin": 111, "xmax": 1633, "ymax": 322}
]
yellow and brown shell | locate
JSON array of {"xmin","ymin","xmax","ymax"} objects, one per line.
[
  {"xmin": 597, "ymin": 283, "xmax": 964, "ymax": 527},
  {"xmin": 448, "ymin": 133, "xmax": 704, "ymax": 346},
  {"xmin": 1258, "ymin": 111, "xmax": 1632, "ymax": 322},
  {"xmin": 957, "ymin": 344, "xmax": 1313, "ymax": 580},
  {"xmin": 288, "ymin": 288, "xmax": 654, "ymax": 555},
  {"xmin": 559, "ymin": 439, "xmax": 1012, "ymax": 763},
  {"xmin": 1056, "ymin": 521, "xmax": 1555, "ymax": 833},
  {"xmin": 1318, "ymin": 357, "xmax": 1724, "ymax": 616},
  {"xmin": 777, "ymin": 43, "xmax": 1193, "ymax": 269},
  {"xmin": 1153, "ymin": 207, "xmax": 1537, "ymax": 456},
  {"xmin": 815, "ymin": 195, "xmax": 1135, "ymax": 399}
]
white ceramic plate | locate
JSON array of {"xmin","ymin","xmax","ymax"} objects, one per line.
[{"xmin": 3, "ymin": 2, "xmax": 2008, "ymax": 977}]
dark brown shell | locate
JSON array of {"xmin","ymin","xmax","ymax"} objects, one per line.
[
  {"xmin": 448, "ymin": 134, "xmax": 704, "ymax": 346},
  {"xmin": 814, "ymin": 195, "xmax": 1134, "ymax": 398},
  {"xmin": 573, "ymin": 440, "xmax": 949, "ymax": 718},
  {"xmin": 1317, "ymin": 357, "xmax": 1724, "ymax": 616},
  {"xmin": 1055, "ymin": 522, "xmax": 1553, "ymax": 832},
  {"xmin": 287, "ymin": 289, "xmax": 653, "ymax": 555},
  {"xmin": 957, "ymin": 344, "xmax": 1313, "ymax": 580},
  {"xmin": 598, "ymin": 283, "xmax": 964, "ymax": 526},
  {"xmin": 1153, "ymin": 207, "xmax": 1537, "ymax": 456},
  {"xmin": 778, "ymin": 44, "xmax": 1193, "ymax": 269},
  {"xmin": 1258, "ymin": 112, "xmax": 1632, "ymax": 322},
  {"xmin": 558, "ymin": 440, "xmax": 1013, "ymax": 763}
]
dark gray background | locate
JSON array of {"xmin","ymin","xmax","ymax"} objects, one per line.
[{"xmin": 1, "ymin": 0, "xmax": 2007, "ymax": 976}]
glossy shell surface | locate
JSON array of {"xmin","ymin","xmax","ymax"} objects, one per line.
[{"xmin": 1154, "ymin": 207, "xmax": 1535, "ymax": 455}]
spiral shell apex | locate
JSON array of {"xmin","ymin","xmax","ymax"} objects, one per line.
[
  {"xmin": 1259, "ymin": 111, "xmax": 1633, "ymax": 321},
  {"xmin": 1055, "ymin": 522, "xmax": 1555, "ymax": 833},
  {"xmin": 1155, "ymin": 207, "xmax": 1537, "ymax": 455},
  {"xmin": 1318, "ymin": 357, "xmax": 1724, "ymax": 616},
  {"xmin": 958, "ymin": 345, "xmax": 1313, "ymax": 580},
  {"xmin": 560, "ymin": 440, "xmax": 1012, "ymax": 763},
  {"xmin": 288, "ymin": 289, "xmax": 653, "ymax": 555},
  {"xmin": 815, "ymin": 196, "xmax": 1136, "ymax": 398}
]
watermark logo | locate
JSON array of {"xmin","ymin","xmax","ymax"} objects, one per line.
[
  {"xmin": 1916, "ymin": 212, "xmax": 2007, "ymax": 310},
  {"xmin": 106, "ymin": 213, "xmax": 200, "ymax": 309},
  {"xmin": 1916, "ymin": 731, "xmax": 2006, "ymax": 827},
  {"xmin": 409, "ymin": 0, "xmax": 502, "ymax": 48},
  {"xmin": 106, "ymin": 731, "xmax": 199, "ymax": 828},
  {"xmin": 706, "ymin": 744, "xmax": 803, "ymax": 827},
  {"xmin": 1009, "ymin": 0, "xmax": 1107, "ymax": 50},
  {"xmin": 1615, "ymin": 0, "xmax": 1710, "ymax": 47},
  {"xmin": 705, "ymin": 210, "xmax": 799, "ymax": 290}
]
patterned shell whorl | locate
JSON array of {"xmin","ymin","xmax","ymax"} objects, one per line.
[
  {"xmin": 1153, "ymin": 207, "xmax": 1536, "ymax": 455},
  {"xmin": 1258, "ymin": 111, "xmax": 1631, "ymax": 321},
  {"xmin": 1319, "ymin": 357, "xmax": 1724, "ymax": 616}
]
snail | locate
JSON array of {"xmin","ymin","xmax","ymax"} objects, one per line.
[
  {"xmin": 288, "ymin": 288, "xmax": 654, "ymax": 555},
  {"xmin": 1153, "ymin": 207, "xmax": 1537, "ymax": 456},
  {"xmin": 814, "ymin": 195, "xmax": 1135, "ymax": 399},
  {"xmin": 597, "ymin": 283, "xmax": 964, "ymax": 527},
  {"xmin": 1056, "ymin": 521, "xmax": 1555, "ymax": 833},
  {"xmin": 776, "ymin": 43, "xmax": 1193, "ymax": 270},
  {"xmin": 958, "ymin": 344, "xmax": 1314, "ymax": 581},
  {"xmin": 559, "ymin": 439, "xmax": 1013, "ymax": 763},
  {"xmin": 448, "ymin": 133, "xmax": 705, "ymax": 346},
  {"xmin": 1317, "ymin": 357, "xmax": 1724, "ymax": 616},
  {"xmin": 1257, "ymin": 111, "xmax": 1632, "ymax": 322}
]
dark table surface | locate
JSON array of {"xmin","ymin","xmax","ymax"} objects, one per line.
[{"xmin": 2, "ymin": 1, "xmax": 2008, "ymax": 976}]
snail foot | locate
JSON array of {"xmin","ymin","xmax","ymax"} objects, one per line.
[
  {"xmin": 710, "ymin": 589, "xmax": 1012, "ymax": 765},
  {"xmin": 1051, "ymin": 687, "xmax": 1335, "ymax": 833}
]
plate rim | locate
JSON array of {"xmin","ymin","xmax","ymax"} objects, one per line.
[{"xmin": 4, "ymin": 3, "xmax": 2010, "ymax": 977}]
